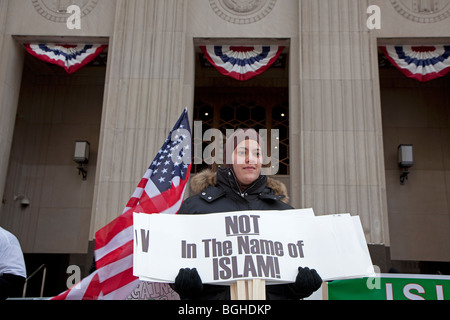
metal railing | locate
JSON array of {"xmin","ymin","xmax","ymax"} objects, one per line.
[{"xmin": 22, "ymin": 264, "xmax": 47, "ymax": 298}]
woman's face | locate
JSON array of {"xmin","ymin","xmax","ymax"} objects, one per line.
[{"xmin": 232, "ymin": 139, "xmax": 262, "ymax": 186}]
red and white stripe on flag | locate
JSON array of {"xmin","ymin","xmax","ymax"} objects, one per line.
[
  {"xmin": 51, "ymin": 108, "xmax": 191, "ymax": 300},
  {"xmin": 25, "ymin": 43, "xmax": 107, "ymax": 74},
  {"xmin": 200, "ymin": 45, "xmax": 284, "ymax": 81},
  {"xmin": 380, "ymin": 45, "xmax": 450, "ymax": 82}
]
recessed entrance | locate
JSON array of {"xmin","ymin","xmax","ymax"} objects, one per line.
[
  {"xmin": 1, "ymin": 43, "xmax": 108, "ymax": 296},
  {"xmin": 379, "ymin": 44, "xmax": 450, "ymax": 274},
  {"xmin": 192, "ymin": 42, "xmax": 290, "ymax": 181}
]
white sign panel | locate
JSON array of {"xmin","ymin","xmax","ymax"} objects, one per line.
[{"xmin": 133, "ymin": 209, "xmax": 374, "ymax": 285}]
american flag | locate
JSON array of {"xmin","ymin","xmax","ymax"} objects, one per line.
[{"xmin": 52, "ymin": 108, "xmax": 192, "ymax": 300}]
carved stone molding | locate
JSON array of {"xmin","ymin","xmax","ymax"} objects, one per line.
[
  {"xmin": 209, "ymin": 0, "xmax": 277, "ymax": 24},
  {"xmin": 390, "ymin": 0, "xmax": 450, "ymax": 23},
  {"xmin": 31, "ymin": 0, "xmax": 98, "ymax": 23}
]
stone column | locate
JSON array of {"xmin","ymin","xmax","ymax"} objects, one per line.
[
  {"xmin": 90, "ymin": 0, "xmax": 188, "ymax": 235},
  {"xmin": 0, "ymin": 1, "xmax": 25, "ymax": 206},
  {"xmin": 294, "ymin": 0, "xmax": 389, "ymax": 244}
]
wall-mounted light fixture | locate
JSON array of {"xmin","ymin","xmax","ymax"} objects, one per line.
[
  {"xmin": 398, "ymin": 144, "xmax": 414, "ymax": 185},
  {"xmin": 74, "ymin": 140, "xmax": 90, "ymax": 180},
  {"xmin": 14, "ymin": 194, "xmax": 30, "ymax": 207}
]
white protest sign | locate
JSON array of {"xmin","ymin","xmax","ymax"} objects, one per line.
[{"xmin": 133, "ymin": 209, "xmax": 375, "ymax": 285}]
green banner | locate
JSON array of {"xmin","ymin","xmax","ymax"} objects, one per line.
[{"xmin": 328, "ymin": 274, "xmax": 450, "ymax": 300}]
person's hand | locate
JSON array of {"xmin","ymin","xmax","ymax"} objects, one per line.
[
  {"xmin": 293, "ymin": 267, "xmax": 322, "ymax": 299},
  {"xmin": 174, "ymin": 268, "xmax": 203, "ymax": 298}
]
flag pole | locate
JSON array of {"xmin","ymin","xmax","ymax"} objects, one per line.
[{"xmin": 230, "ymin": 279, "xmax": 266, "ymax": 300}]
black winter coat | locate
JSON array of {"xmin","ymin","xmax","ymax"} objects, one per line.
[
  {"xmin": 176, "ymin": 168, "xmax": 304, "ymax": 300},
  {"xmin": 179, "ymin": 167, "xmax": 293, "ymax": 214}
]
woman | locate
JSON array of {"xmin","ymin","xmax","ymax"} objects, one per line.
[{"xmin": 173, "ymin": 129, "xmax": 322, "ymax": 300}]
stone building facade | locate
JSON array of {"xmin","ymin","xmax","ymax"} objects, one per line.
[{"xmin": 0, "ymin": 0, "xmax": 449, "ymax": 293}]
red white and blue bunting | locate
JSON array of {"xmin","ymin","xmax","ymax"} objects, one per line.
[
  {"xmin": 200, "ymin": 45, "xmax": 284, "ymax": 81},
  {"xmin": 380, "ymin": 45, "xmax": 450, "ymax": 82},
  {"xmin": 25, "ymin": 43, "xmax": 107, "ymax": 74}
]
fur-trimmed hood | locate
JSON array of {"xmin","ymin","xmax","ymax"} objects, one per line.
[{"xmin": 189, "ymin": 169, "xmax": 290, "ymax": 204}]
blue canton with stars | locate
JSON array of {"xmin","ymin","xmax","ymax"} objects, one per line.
[{"xmin": 149, "ymin": 109, "xmax": 191, "ymax": 193}]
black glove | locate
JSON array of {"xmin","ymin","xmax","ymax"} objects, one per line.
[
  {"xmin": 173, "ymin": 268, "xmax": 203, "ymax": 298},
  {"xmin": 293, "ymin": 267, "xmax": 322, "ymax": 299}
]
